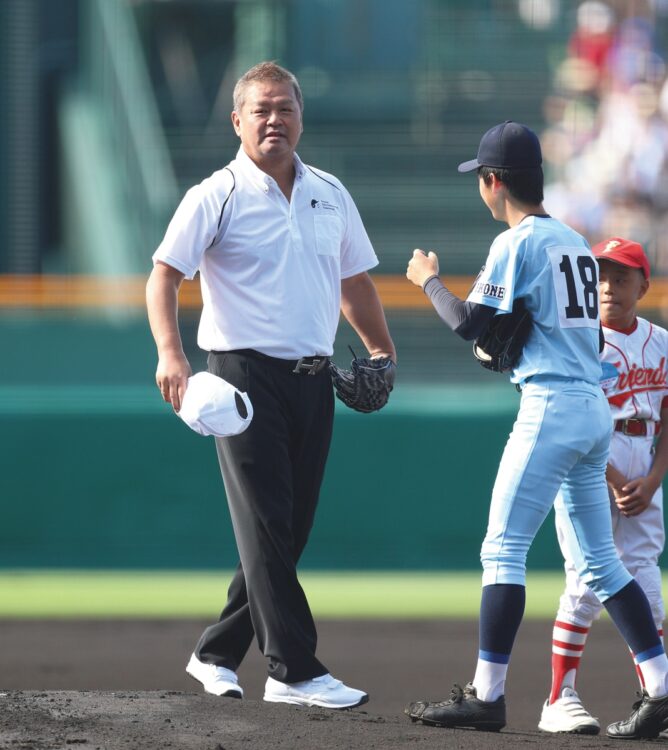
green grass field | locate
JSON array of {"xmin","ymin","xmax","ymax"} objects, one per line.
[{"xmin": 2, "ymin": 570, "xmax": 664, "ymax": 619}]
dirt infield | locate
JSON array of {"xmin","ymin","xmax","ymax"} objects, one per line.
[{"xmin": 1, "ymin": 618, "xmax": 667, "ymax": 749}]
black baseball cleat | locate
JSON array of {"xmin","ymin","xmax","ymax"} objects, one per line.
[
  {"xmin": 607, "ymin": 690, "xmax": 668, "ymax": 739},
  {"xmin": 405, "ymin": 682, "xmax": 506, "ymax": 732}
]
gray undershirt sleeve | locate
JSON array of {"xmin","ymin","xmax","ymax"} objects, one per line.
[{"xmin": 423, "ymin": 275, "xmax": 498, "ymax": 341}]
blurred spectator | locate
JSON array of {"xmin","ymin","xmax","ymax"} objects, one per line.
[
  {"xmin": 568, "ymin": 0, "xmax": 616, "ymax": 88},
  {"xmin": 543, "ymin": 0, "xmax": 668, "ymax": 272},
  {"xmin": 606, "ymin": 17, "xmax": 665, "ymax": 89}
]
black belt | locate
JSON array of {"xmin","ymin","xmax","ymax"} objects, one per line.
[{"xmin": 211, "ymin": 349, "xmax": 330, "ymax": 376}]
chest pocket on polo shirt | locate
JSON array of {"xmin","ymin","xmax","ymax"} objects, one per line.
[{"xmin": 313, "ymin": 214, "xmax": 342, "ymax": 257}]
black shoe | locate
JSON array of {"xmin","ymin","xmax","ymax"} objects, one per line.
[
  {"xmin": 607, "ymin": 691, "xmax": 668, "ymax": 739},
  {"xmin": 404, "ymin": 682, "xmax": 506, "ymax": 732}
]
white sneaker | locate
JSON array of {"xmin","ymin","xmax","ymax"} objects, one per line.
[
  {"xmin": 538, "ymin": 687, "xmax": 600, "ymax": 734},
  {"xmin": 185, "ymin": 653, "xmax": 243, "ymax": 698},
  {"xmin": 263, "ymin": 673, "xmax": 368, "ymax": 709}
]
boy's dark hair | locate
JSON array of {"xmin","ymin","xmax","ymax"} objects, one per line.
[{"xmin": 478, "ymin": 166, "xmax": 544, "ymax": 205}]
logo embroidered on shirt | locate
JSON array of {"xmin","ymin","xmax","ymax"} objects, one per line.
[
  {"xmin": 606, "ymin": 357, "xmax": 668, "ymax": 406},
  {"xmin": 472, "ymin": 280, "xmax": 506, "ymax": 300},
  {"xmin": 600, "ymin": 361, "xmax": 619, "ymax": 391},
  {"xmin": 311, "ymin": 199, "xmax": 338, "ymax": 212},
  {"xmin": 616, "ymin": 358, "xmax": 667, "ymax": 390}
]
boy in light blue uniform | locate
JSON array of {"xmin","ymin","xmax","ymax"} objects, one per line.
[
  {"xmin": 404, "ymin": 121, "xmax": 668, "ymax": 739},
  {"xmin": 470, "ymin": 221, "xmax": 600, "ymax": 386}
]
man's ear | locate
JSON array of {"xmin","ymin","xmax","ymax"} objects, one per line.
[
  {"xmin": 231, "ymin": 111, "xmax": 241, "ymax": 136},
  {"xmin": 638, "ymin": 275, "xmax": 650, "ymax": 301}
]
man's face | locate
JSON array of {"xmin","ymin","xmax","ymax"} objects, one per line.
[
  {"xmin": 598, "ymin": 258, "xmax": 648, "ymax": 327},
  {"xmin": 231, "ymin": 80, "xmax": 303, "ymax": 167}
]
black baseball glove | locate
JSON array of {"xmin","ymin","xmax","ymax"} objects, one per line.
[
  {"xmin": 329, "ymin": 351, "xmax": 396, "ymax": 413},
  {"xmin": 473, "ymin": 299, "xmax": 532, "ymax": 373}
]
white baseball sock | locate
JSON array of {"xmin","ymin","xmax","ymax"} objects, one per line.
[
  {"xmin": 472, "ymin": 659, "xmax": 507, "ymax": 702},
  {"xmin": 639, "ymin": 652, "xmax": 668, "ymax": 698}
]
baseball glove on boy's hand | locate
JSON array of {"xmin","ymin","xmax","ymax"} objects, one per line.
[
  {"xmin": 329, "ymin": 353, "xmax": 396, "ymax": 413},
  {"xmin": 473, "ymin": 299, "xmax": 532, "ymax": 373}
]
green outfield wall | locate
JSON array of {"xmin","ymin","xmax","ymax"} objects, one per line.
[
  {"xmin": 0, "ymin": 338, "xmax": 564, "ymax": 570},
  {"xmin": 0, "ymin": 386, "xmax": 543, "ymax": 570},
  {"xmin": 2, "ymin": 316, "xmax": 656, "ymax": 571}
]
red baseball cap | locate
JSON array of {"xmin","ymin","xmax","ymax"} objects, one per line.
[{"xmin": 591, "ymin": 237, "xmax": 650, "ymax": 279}]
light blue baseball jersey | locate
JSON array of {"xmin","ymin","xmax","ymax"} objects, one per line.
[{"xmin": 467, "ymin": 216, "xmax": 602, "ymax": 385}]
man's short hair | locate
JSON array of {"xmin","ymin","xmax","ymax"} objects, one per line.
[
  {"xmin": 478, "ymin": 166, "xmax": 544, "ymax": 205},
  {"xmin": 233, "ymin": 61, "xmax": 303, "ymax": 113}
]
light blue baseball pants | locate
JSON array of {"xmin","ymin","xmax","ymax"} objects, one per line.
[{"xmin": 481, "ymin": 376, "xmax": 633, "ymax": 602}]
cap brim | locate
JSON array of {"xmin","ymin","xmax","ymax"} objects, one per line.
[
  {"xmin": 593, "ymin": 254, "xmax": 640, "ymax": 268},
  {"xmin": 457, "ymin": 158, "xmax": 480, "ymax": 173},
  {"xmin": 594, "ymin": 254, "xmax": 649, "ymax": 278}
]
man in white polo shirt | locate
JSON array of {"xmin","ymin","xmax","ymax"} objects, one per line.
[{"xmin": 146, "ymin": 61, "xmax": 395, "ymax": 709}]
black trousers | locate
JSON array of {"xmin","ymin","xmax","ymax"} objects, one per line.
[{"xmin": 194, "ymin": 350, "xmax": 334, "ymax": 683}]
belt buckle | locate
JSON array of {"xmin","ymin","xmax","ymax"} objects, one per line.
[
  {"xmin": 622, "ymin": 419, "xmax": 643, "ymax": 436},
  {"xmin": 293, "ymin": 357, "xmax": 322, "ymax": 375}
]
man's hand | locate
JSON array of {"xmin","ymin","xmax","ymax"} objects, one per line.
[
  {"xmin": 156, "ymin": 351, "xmax": 192, "ymax": 413},
  {"xmin": 613, "ymin": 476, "xmax": 659, "ymax": 517},
  {"xmin": 407, "ymin": 249, "xmax": 439, "ymax": 288}
]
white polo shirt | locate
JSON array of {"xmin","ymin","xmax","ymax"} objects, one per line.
[{"xmin": 153, "ymin": 148, "xmax": 378, "ymax": 358}]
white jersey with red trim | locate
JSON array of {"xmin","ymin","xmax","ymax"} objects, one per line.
[
  {"xmin": 553, "ymin": 315, "xmax": 667, "ymax": 630},
  {"xmin": 600, "ymin": 317, "xmax": 668, "ymax": 421}
]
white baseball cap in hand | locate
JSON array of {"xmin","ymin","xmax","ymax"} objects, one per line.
[{"xmin": 177, "ymin": 372, "xmax": 253, "ymax": 437}]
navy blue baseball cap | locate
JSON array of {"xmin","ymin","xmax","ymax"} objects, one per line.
[{"xmin": 457, "ymin": 121, "xmax": 542, "ymax": 173}]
